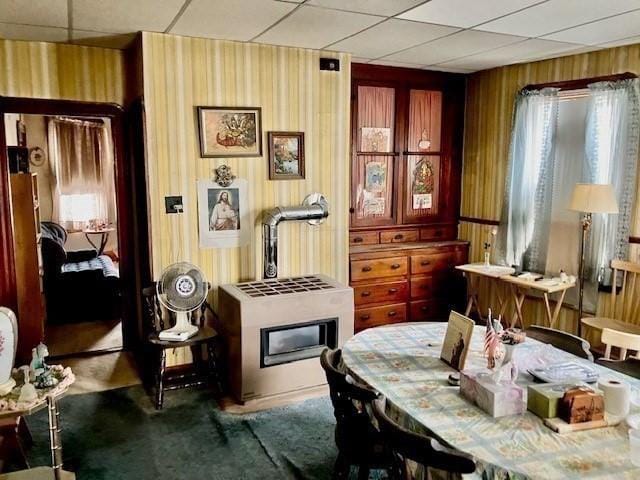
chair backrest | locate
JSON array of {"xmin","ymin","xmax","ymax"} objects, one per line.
[
  {"xmin": 142, "ymin": 281, "xmax": 211, "ymax": 334},
  {"xmin": 319, "ymin": 348, "xmax": 377, "ymax": 421},
  {"xmin": 604, "ymin": 260, "xmax": 640, "ymax": 323},
  {"xmin": 601, "ymin": 327, "xmax": 640, "ymax": 360},
  {"xmin": 371, "ymin": 396, "xmax": 475, "ymax": 477},
  {"xmin": 526, "ymin": 325, "xmax": 594, "ymax": 362},
  {"xmin": 596, "ymin": 356, "xmax": 640, "ymax": 379}
]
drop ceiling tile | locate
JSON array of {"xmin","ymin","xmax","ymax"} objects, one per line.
[
  {"xmin": 73, "ymin": 0, "xmax": 185, "ymax": 33},
  {"xmin": 0, "ymin": 0, "xmax": 67, "ymax": 28},
  {"xmin": 544, "ymin": 9, "xmax": 640, "ymax": 45},
  {"xmin": 371, "ymin": 59, "xmax": 425, "ymax": 69},
  {"xmin": 599, "ymin": 35, "xmax": 640, "ymax": 48},
  {"xmin": 255, "ymin": 5, "xmax": 381, "ymax": 49},
  {"xmin": 0, "ymin": 23, "xmax": 68, "ymax": 43},
  {"xmin": 478, "ymin": 0, "xmax": 640, "ymax": 37},
  {"xmin": 351, "ymin": 57, "xmax": 372, "ymax": 64},
  {"xmin": 329, "ymin": 19, "xmax": 458, "ymax": 59},
  {"xmin": 385, "ymin": 30, "xmax": 525, "ymax": 65},
  {"xmin": 171, "ymin": 0, "xmax": 297, "ymax": 42},
  {"xmin": 71, "ymin": 30, "xmax": 137, "ymax": 49},
  {"xmin": 425, "ymin": 65, "xmax": 474, "ymax": 74},
  {"xmin": 436, "ymin": 38, "xmax": 580, "ymax": 70},
  {"xmin": 307, "ymin": 0, "xmax": 425, "ymax": 17},
  {"xmin": 398, "ymin": 0, "xmax": 543, "ymax": 28}
]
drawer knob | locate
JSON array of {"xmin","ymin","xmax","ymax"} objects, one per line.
[
  {"xmin": 420, "ymin": 285, "xmax": 430, "ymax": 290},
  {"xmin": 421, "ymin": 306, "xmax": 429, "ymax": 312},
  {"xmin": 421, "ymin": 260, "xmax": 431, "ymax": 266},
  {"xmin": 394, "ymin": 234, "xmax": 404, "ymax": 240},
  {"xmin": 360, "ymin": 314, "xmax": 371, "ymax": 320},
  {"xmin": 391, "ymin": 263, "xmax": 401, "ymax": 269},
  {"xmin": 388, "ymin": 288, "xmax": 398, "ymax": 293},
  {"xmin": 353, "ymin": 236, "xmax": 363, "ymax": 243},
  {"xmin": 435, "ymin": 230, "xmax": 443, "ymax": 237},
  {"xmin": 388, "ymin": 311, "xmax": 397, "ymax": 317},
  {"xmin": 361, "ymin": 291, "xmax": 371, "ymax": 297},
  {"xmin": 362, "ymin": 266, "xmax": 372, "ymax": 272}
]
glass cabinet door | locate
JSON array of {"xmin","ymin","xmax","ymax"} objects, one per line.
[{"xmin": 353, "ymin": 155, "xmax": 395, "ymax": 224}]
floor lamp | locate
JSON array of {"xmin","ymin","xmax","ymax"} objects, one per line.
[{"xmin": 568, "ymin": 183, "xmax": 619, "ymax": 337}]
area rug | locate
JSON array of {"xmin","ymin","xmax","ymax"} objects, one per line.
[{"xmin": 24, "ymin": 386, "xmax": 385, "ymax": 479}]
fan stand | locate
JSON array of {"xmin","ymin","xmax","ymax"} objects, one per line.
[{"xmin": 158, "ymin": 311, "xmax": 199, "ymax": 342}]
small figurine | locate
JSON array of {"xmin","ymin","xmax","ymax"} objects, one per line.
[
  {"xmin": 30, "ymin": 343, "xmax": 58, "ymax": 389},
  {"xmin": 17, "ymin": 366, "xmax": 37, "ymax": 404}
]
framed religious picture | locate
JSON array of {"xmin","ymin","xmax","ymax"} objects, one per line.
[
  {"xmin": 440, "ymin": 311, "xmax": 474, "ymax": 371},
  {"xmin": 268, "ymin": 131, "xmax": 305, "ymax": 180},
  {"xmin": 197, "ymin": 178, "xmax": 250, "ymax": 248},
  {"xmin": 197, "ymin": 106, "xmax": 262, "ymax": 157}
]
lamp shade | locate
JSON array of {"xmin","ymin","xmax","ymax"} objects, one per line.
[{"xmin": 568, "ymin": 183, "xmax": 619, "ymax": 214}]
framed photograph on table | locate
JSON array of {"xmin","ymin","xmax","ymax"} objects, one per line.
[
  {"xmin": 197, "ymin": 106, "xmax": 262, "ymax": 158},
  {"xmin": 440, "ymin": 311, "xmax": 474, "ymax": 371},
  {"xmin": 197, "ymin": 178, "xmax": 250, "ymax": 248},
  {"xmin": 268, "ymin": 131, "xmax": 305, "ymax": 180}
]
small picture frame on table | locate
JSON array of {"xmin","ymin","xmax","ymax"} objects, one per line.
[
  {"xmin": 440, "ymin": 311, "xmax": 474, "ymax": 371},
  {"xmin": 268, "ymin": 131, "xmax": 305, "ymax": 180}
]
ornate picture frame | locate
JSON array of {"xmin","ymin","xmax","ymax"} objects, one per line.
[
  {"xmin": 197, "ymin": 106, "xmax": 262, "ymax": 158},
  {"xmin": 267, "ymin": 131, "xmax": 305, "ymax": 180}
]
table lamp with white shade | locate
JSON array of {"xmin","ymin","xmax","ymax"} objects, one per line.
[{"xmin": 568, "ymin": 183, "xmax": 619, "ymax": 336}]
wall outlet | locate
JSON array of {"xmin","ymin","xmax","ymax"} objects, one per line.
[{"xmin": 165, "ymin": 196, "xmax": 183, "ymax": 214}]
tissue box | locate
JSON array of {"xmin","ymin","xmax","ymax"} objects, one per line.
[
  {"xmin": 460, "ymin": 369, "xmax": 527, "ymax": 417},
  {"xmin": 528, "ymin": 382, "xmax": 582, "ymax": 419}
]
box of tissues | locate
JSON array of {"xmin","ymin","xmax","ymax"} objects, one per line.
[{"xmin": 460, "ymin": 368, "xmax": 527, "ymax": 417}]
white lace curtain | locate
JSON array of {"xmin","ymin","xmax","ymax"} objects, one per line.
[{"xmin": 48, "ymin": 117, "xmax": 116, "ymax": 231}]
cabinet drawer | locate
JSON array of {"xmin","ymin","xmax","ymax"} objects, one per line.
[
  {"xmin": 355, "ymin": 303, "xmax": 407, "ymax": 331},
  {"xmin": 410, "ymin": 275, "xmax": 451, "ymax": 300},
  {"xmin": 409, "ymin": 300, "xmax": 447, "ymax": 322},
  {"xmin": 380, "ymin": 229, "xmax": 419, "ymax": 244},
  {"xmin": 354, "ymin": 281, "xmax": 408, "ymax": 306},
  {"xmin": 420, "ymin": 225, "xmax": 457, "ymax": 241},
  {"xmin": 411, "ymin": 252, "xmax": 457, "ymax": 275},
  {"xmin": 350, "ymin": 231, "xmax": 379, "ymax": 246},
  {"xmin": 410, "ymin": 277, "xmax": 435, "ymax": 299},
  {"xmin": 351, "ymin": 256, "xmax": 408, "ymax": 281}
]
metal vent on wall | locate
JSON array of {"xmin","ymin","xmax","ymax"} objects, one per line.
[{"xmin": 236, "ymin": 275, "xmax": 334, "ymax": 298}]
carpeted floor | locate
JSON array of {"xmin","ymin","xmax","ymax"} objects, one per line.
[{"xmin": 25, "ymin": 385, "xmax": 359, "ymax": 480}]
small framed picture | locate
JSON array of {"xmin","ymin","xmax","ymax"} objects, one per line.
[
  {"xmin": 268, "ymin": 131, "xmax": 305, "ymax": 180},
  {"xmin": 197, "ymin": 178, "xmax": 250, "ymax": 248},
  {"xmin": 440, "ymin": 311, "xmax": 475, "ymax": 371},
  {"xmin": 196, "ymin": 106, "xmax": 262, "ymax": 158}
]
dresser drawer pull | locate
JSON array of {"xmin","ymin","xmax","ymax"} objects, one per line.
[
  {"xmin": 352, "ymin": 236, "xmax": 363, "ymax": 243},
  {"xmin": 434, "ymin": 230, "xmax": 443, "ymax": 237},
  {"xmin": 361, "ymin": 291, "xmax": 371, "ymax": 297},
  {"xmin": 388, "ymin": 288, "xmax": 398, "ymax": 293},
  {"xmin": 362, "ymin": 266, "xmax": 372, "ymax": 272},
  {"xmin": 360, "ymin": 314, "xmax": 371, "ymax": 320},
  {"xmin": 421, "ymin": 260, "xmax": 431, "ymax": 266},
  {"xmin": 421, "ymin": 306, "xmax": 429, "ymax": 312},
  {"xmin": 420, "ymin": 284, "xmax": 430, "ymax": 290},
  {"xmin": 388, "ymin": 311, "xmax": 397, "ymax": 317},
  {"xmin": 390, "ymin": 263, "xmax": 401, "ymax": 269},
  {"xmin": 394, "ymin": 234, "xmax": 404, "ymax": 240}
]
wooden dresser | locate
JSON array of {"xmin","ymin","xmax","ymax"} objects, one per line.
[{"xmin": 349, "ymin": 64, "xmax": 467, "ymax": 332}]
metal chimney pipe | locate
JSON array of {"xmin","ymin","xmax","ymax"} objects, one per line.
[{"xmin": 263, "ymin": 193, "xmax": 329, "ymax": 279}]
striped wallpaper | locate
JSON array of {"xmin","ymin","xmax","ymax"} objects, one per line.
[
  {"xmin": 0, "ymin": 39, "xmax": 124, "ymax": 103},
  {"xmin": 141, "ymin": 33, "xmax": 351, "ymax": 364},
  {"xmin": 460, "ymin": 42, "xmax": 640, "ymax": 336}
]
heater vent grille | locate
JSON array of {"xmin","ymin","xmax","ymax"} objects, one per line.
[{"xmin": 236, "ymin": 275, "xmax": 335, "ymax": 297}]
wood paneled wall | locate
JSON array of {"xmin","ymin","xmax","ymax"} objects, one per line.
[
  {"xmin": 460, "ymin": 43, "xmax": 640, "ymax": 337},
  {"xmin": 0, "ymin": 39, "xmax": 125, "ymax": 103},
  {"xmin": 141, "ymin": 33, "xmax": 351, "ymax": 364}
]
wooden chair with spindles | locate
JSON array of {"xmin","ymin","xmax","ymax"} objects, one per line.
[
  {"xmin": 581, "ymin": 260, "xmax": 640, "ymax": 349},
  {"xmin": 600, "ymin": 327, "xmax": 640, "ymax": 360}
]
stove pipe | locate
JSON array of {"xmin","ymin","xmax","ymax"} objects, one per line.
[{"xmin": 263, "ymin": 193, "xmax": 329, "ymax": 279}]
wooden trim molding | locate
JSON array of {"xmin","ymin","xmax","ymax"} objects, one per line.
[
  {"xmin": 523, "ymin": 72, "xmax": 637, "ymax": 92},
  {"xmin": 459, "ymin": 216, "xmax": 500, "ymax": 226},
  {"xmin": 0, "ymin": 106, "xmax": 17, "ymax": 312},
  {"xmin": 630, "ymin": 236, "xmax": 640, "ymax": 244}
]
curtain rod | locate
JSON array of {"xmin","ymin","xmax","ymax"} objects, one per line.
[{"xmin": 522, "ymin": 72, "xmax": 637, "ymax": 92}]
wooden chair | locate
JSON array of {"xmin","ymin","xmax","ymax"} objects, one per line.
[
  {"xmin": 526, "ymin": 325, "xmax": 594, "ymax": 361},
  {"xmin": 600, "ymin": 327, "xmax": 640, "ymax": 360},
  {"xmin": 596, "ymin": 356, "xmax": 640, "ymax": 379},
  {"xmin": 581, "ymin": 260, "xmax": 640, "ymax": 342},
  {"xmin": 142, "ymin": 283, "xmax": 224, "ymax": 409},
  {"xmin": 320, "ymin": 348, "xmax": 393, "ymax": 480},
  {"xmin": 371, "ymin": 396, "xmax": 476, "ymax": 479}
]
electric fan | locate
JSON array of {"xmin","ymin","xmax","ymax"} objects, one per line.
[{"xmin": 157, "ymin": 262, "xmax": 208, "ymax": 341}]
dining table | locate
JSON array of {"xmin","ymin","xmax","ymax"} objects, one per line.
[{"xmin": 341, "ymin": 322, "xmax": 640, "ymax": 480}]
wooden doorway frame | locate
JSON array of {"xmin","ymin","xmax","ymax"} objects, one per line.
[{"xmin": 0, "ymin": 96, "xmax": 148, "ymax": 360}]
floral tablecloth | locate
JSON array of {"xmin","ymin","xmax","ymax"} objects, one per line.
[{"xmin": 341, "ymin": 322, "xmax": 640, "ymax": 480}]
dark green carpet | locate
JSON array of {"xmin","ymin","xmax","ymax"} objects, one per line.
[{"xmin": 24, "ymin": 386, "xmax": 387, "ymax": 480}]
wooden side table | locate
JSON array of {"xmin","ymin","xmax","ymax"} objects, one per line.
[
  {"xmin": 456, "ymin": 264, "xmax": 515, "ymax": 321},
  {"xmin": 82, "ymin": 227, "xmax": 115, "ymax": 255}
]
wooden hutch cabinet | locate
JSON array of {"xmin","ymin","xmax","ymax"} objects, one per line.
[{"xmin": 349, "ymin": 64, "xmax": 468, "ymax": 332}]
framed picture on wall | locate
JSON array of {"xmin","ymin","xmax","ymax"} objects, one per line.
[
  {"xmin": 196, "ymin": 106, "xmax": 262, "ymax": 158},
  {"xmin": 267, "ymin": 131, "xmax": 305, "ymax": 180},
  {"xmin": 197, "ymin": 178, "xmax": 250, "ymax": 248}
]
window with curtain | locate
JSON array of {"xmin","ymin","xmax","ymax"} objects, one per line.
[
  {"xmin": 496, "ymin": 78, "xmax": 640, "ymax": 313},
  {"xmin": 47, "ymin": 117, "xmax": 116, "ymax": 231}
]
